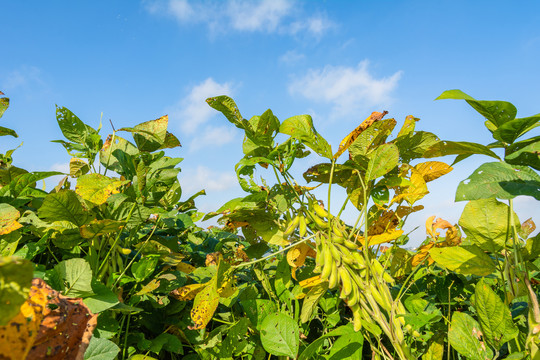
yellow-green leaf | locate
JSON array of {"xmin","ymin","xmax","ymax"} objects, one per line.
[
  {"xmin": 189, "ymin": 280, "xmax": 219, "ymax": 330},
  {"xmin": 76, "ymin": 173, "xmax": 129, "ymax": 206}
]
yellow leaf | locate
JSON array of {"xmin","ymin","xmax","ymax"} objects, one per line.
[
  {"xmin": 299, "ymin": 275, "xmax": 323, "ymax": 289},
  {"xmin": 218, "ymin": 277, "xmax": 236, "ymax": 298},
  {"xmin": 333, "ymin": 111, "xmax": 388, "ymax": 159},
  {"xmin": 391, "ymin": 168, "xmax": 428, "ymax": 205},
  {"xmin": 411, "ymin": 242, "xmax": 435, "ymax": 266},
  {"xmin": 0, "ymin": 204, "xmax": 22, "ymax": 235},
  {"xmin": 69, "ymin": 157, "xmax": 89, "ymax": 177},
  {"xmin": 356, "ymin": 229, "xmax": 404, "ymax": 247},
  {"xmin": 286, "ymin": 242, "xmax": 316, "ymax": 280},
  {"xmin": 426, "ymin": 216, "xmax": 454, "ymax": 240},
  {"xmin": 170, "ymin": 283, "xmax": 207, "ymax": 301},
  {"xmin": 176, "ymin": 262, "xmax": 196, "ymax": 274},
  {"xmin": 189, "ymin": 280, "xmax": 220, "ymax": 330},
  {"xmin": 414, "ymin": 161, "xmax": 453, "ymax": 182}
]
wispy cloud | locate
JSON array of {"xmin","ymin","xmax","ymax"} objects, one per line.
[
  {"xmin": 2, "ymin": 66, "xmax": 46, "ymax": 92},
  {"xmin": 189, "ymin": 125, "xmax": 237, "ymax": 152},
  {"xmin": 144, "ymin": 0, "xmax": 334, "ymax": 37},
  {"xmin": 288, "ymin": 60, "xmax": 402, "ymax": 117},
  {"xmin": 167, "ymin": 78, "xmax": 234, "ymax": 135},
  {"xmin": 279, "ymin": 50, "xmax": 305, "ymax": 65},
  {"xmin": 180, "ymin": 165, "xmax": 237, "ymax": 194}
]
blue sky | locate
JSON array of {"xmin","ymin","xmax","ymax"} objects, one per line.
[{"xmin": 2, "ymin": 1, "xmax": 540, "ymax": 244}]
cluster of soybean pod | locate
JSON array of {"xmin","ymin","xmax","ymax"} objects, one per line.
[{"xmin": 283, "ymin": 200, "xmax": 412, "ymax": 354}]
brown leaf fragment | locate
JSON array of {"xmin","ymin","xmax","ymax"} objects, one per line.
[
  {"xmin": 521, "ymin": 218, "xmax": 536, "ymax": 238},
  {"xmin": 0, "ymin": 278, "xmax": 97, "ymax": 360}
]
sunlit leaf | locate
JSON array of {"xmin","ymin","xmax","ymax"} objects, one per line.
[
  {"xmin": 334, "ymin": 111, "xmax": 388, "ymax": 159},
  {"xmin": 189, "ymin": 279, "xmax": 220, "ymax": 330},
  {"xmin": 280, "ymin": 114, "xmax": 332, "ymax": 159},
  {"xmin": 76, "ymin": 173, "xmax": 129, "ymax": 206},
  {"xmin": 396, "ymin": 115, "xmax": 419, "ymax": 138},
  {"xmin": 260, "ymin": 312, "xmax": 299, "ymax": 358},
  {"xmin": 449, "ymin": 312, "xmax": 494, "ymax": 360},
  {"xmin": 455, "ymin": 162, "xmax": 540, "ymax": 201},
  {"xmin": 424, "ymin": 140, "xmax": 500, "ymax": 160},
  {"xmin": 0, "ymin": 257, "xmax": 33, "ymax": 325},
  {"xmin": 170, "ymin": 283, "xmax": 207, "ymax": 301},
  {"xmin": 365, "ymin": 143, "xmax": 399, "ymax": 181},
  {"xmin": 505, "ymin": 135, "xmax": 540, "ymax": 171},
  {"xmin": 0, "ymin": 203, "xmax": 22, "ymax": 235},
  {"xmin": 80, "ymin": 219, "xmax": 125, "ymax": 239},
  {"xmin": 415, "ymin": 161, "xmax": 453, "ymax": 182},
  {"xmin": 429, "ymin": 245, "xmax": 496, "ymax": 276},
  {"xmin": 119, "ymin": 115, "xmax": 168, "ymax": 152},
  {"xmin": 69, "ymin": 157, "xmax": 90, "ymax": 177},
  {"xmin": 300, "ymin": 282, "xmax": 328, "ymax": 323},
  {"xmin": 493, "ymin": 115, "xmax": 540, "ymax": 144},
  {"xmin": 38, "ymin": 190, "xmax": 92, "ymax": 226}
]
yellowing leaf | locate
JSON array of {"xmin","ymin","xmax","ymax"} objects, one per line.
[
  {"xmin": 75, "ymin": 173, "xmax": 129, "ymax": 206},
  {"xmin": 0, "ymin": 203, "xmax": 22, "ymax": 235},
  {"xmin": 333, "ymin": 111, "xmax": 388, "ymax": 159},
  {"xmin": 299, "ymin": 275, "xmax": 323, "ymax": 289},
  {"xmin": 176, "ymin": 262, "xmax": 196, "ymax": 274},
  {"xmin": 218, "ymin": 277, "xmax": 236, "ymax": 298},
  {"xmin": 170, "ymin": 283, "xmax": 206, "ymax": 301},
  {"xmin": 79, "ymin": 219, "xmax": 125, "ymax": 239},
  {"xmin": 69, "ymin": 157, "xmax": 89, "ymax": 177},
  {"xmin": 189, "ymin": 280, "xmax": 220, "ymax": 330},
  {"xmin": 287, "ymin": 242, "xmax": 316, "ymax": 279},
  {"xmin": 136, "ymin": 279, "xmax": 161, "ymax": 296},
  {"xmin": 391, "ymin": 168, "xmax": 429, "ymax": 205},
  {"xmin": 411, "ymin": 242, "xmax": 435, "ymax": 267},
  {"xmin": 415, "ymin": 161, "xmax": 453, "ymax": 182},
  {"xmin": 356, "ymin": 229, "xmax": 404, "ymax": 247}
]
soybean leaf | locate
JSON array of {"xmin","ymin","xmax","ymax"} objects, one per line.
[
  {"xmin": 131, "ymin": 256, "xmax": 159, "ymax": 282},
  {"xmin": 119, "ymin": 115, "xmax": 168, "ymax": 152},
  {"xmin": 424, "ymin": 140, "xmax": 500, "ymax": 160},
  {"xmin": 53, "ymin": 258, "xmax": 94, "ymax": 297},
  {"xmin": 429, "ymin": 245, "xmax": 496, "ymax": 276},
  {"xmin": 327, "ymin": 332, "xmax": 363, "ymax": 359},
  {"xmin": 459, "ymin": 199, "xmax": 519, "ymax": 253},
  {"xmin": 190, "ymin": 278, "xmax": 220, "ymax": 330},
  {"xmin": 241, "ymin": 299, "xmax": 277, "ymax": 330},
  {"xmin": 422, "ymin": 335, "xmax": 444, "ymax": 360},
  {"xmin": 0, "ymin": 171, "xmax": 62, "ymax": 198},
  {"xmin": 260, "ymin": 312, "xmax": 299, "ymax": 358},
  {"xmin": 298, "ymin": 324, "xmax": 356, "ymax": 360},
  {"xmin": 365, "ymin": 143, "xmax": 399, "ymax": 181},
  {"xmin": 493, "ymin": 115, "xmax": 540, "ymax": 144},
  {"xmin": 449, "ymin": 312, "xmax": 493, "ymax": 360},
  {"xmin": 300, "ymin": 282, "xmax": 328, "ymax": 323},
  {"xmin": 80, "ymin": 219, "xmax": 125, "ymax": 239},
  {"xmin": 392, "ymin": 131, "xmax": 440, "ymax": 163},
  {"xmin": 280, "ymin": 115, "xmax": 332, "ymax": 159},
  {"xmin": 76, "ymin": 173, "xmax": 129, "ymax": 206},
  {"xmin": 56, "ymin": 106, "xmax": 99, "ymax": 145},
  {"xmin": 83, "ymin": 280, "xmax": 119, "ymax": 313},
  {"xmin": 99, "ymin": 135, "xmax": 138, "ymax": 173},
  {"xmin": 0, "ymin": 97, "xmax": 9, "ymax": 119},
  {"xmin": 336, "ymin": 112, "xmax": 392, "ymax": 159},
  {"xmin": 0, "ymin": 203, "xmax": 22, "ymax": 235},
  {"xmin": 436, "ymin": 90, "xmax": 517, "ymax": 128},
  {"xmin": 455, "ymin": 162, "xmax": 540, "ymax": 201},
  {"xmin": 207, "ymin": 96, "xmax": 252, "ymax": 132},
  {"xmin": 0, "ymin": 257, "xmax": 33, "ymax": 325},
  {"xmin": 38, "ymin": 190, "xmax": 92, "ymax": 226},
  {"xmin": 474, "ymin": 279, "xmax": 518, "ymax": 349},
  {"xmin": 0, "ymin": 126, "xmax": 17, "ymax": 138},
  {"xmin": 84, "ymin": 337, "xmax": 120, "ymax": 360},
  {"xmin": 505, "ymin": 136, "xmax": 540, "ymax": 171}
]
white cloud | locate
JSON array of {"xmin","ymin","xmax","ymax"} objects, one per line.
[
  {"xmin": 180, "ymin": 165, "xmax": 237, "ymax": 194},
  {"xmin": 288, "ymin": 60, "xmax": 402, "ymax": 117},
  {"xmin": 144, "ymin": 0, "xmax": 334, "ymax": 37},
  {"xmin": 2, "ymin": 66, "xmax": 44, "ymax": 91},
  {"xmin": 189, "ymin": 125, "xmax": 238, "ymax": 151},
  {"xmin": 279, "ymin": 50, "xmax": 305, "ymax": 64},
  {"xmin": 167, "ymin": 78, "xmax": 233, "ymax": 135}
]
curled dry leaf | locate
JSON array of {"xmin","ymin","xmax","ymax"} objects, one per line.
[
  {"xmin": 334, "ymin": 111, "xmax": 388, "ymax": 160},
  {"xmin": 0, "ymin": 278, "xmax": 97, "ymax": 360},
  {"xmin": 286, "ymin": 242, "xmax": 316, "ymax": 279},
  {"xmin": 205, "ymin": 252, "xmax": 222, "ymax": 267}
]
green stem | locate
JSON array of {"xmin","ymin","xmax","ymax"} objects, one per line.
[
  {"xmin": 122, "ymin": 314, "xmax": 131, "ymax": 359},
  {"xmin": 233, "ymin": 234, "xmax": 316, "ymax": 269}
]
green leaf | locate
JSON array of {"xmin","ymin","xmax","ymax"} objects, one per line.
[
  {"xmin": 83, "ymin": 337, "xmax": 120, "ymax": 360},
  {"xmin": 300, "ymin": 282, "xmax": 328, "ymax": 323},
  {"xmin": 0, "ymin": 231, "xmax": 21, "ymax": 256},
  {"xmin": 365, "ymin": 143, "xmax": 399, "ymax": 181},
  {"xmin": 474, "ymin": 278, "xmax": 518, "ymax": 349},
  {"xmin": 0, "ymin": 126, "xmax": 18, "ymax": 138},
  {"xmin": 56, "ymin": 106, "xmax": 98, "ymax": 145},
  {"xmin": 448, "ymin": 312, "xmax": 494, "ymax": 360},
  {"xmin": 505, "ymin": 136, "xmax": 540, "ymax": 171},
  {"xmin": 38, "ymin": 190, "xmax": 92, "ymax": 226},
  {"xmin": 260, "ymin": 312, "xmax": 299, "ymax": 358},
  {"xmin": 327, "ymin": 332, "xmax": 363, "ymax": 359},
  {"xmin": 148, "ymin": 333, "xmax": 183, "ymax": 354},
  {"xmin": 99, "ymin": 135, "xmax": 139, "ymax": 173},
  {"xmin": 0, "ymin": 257, "xmax": 33, "ymax": 325},
  {"xmin": 76, "ymin": 173, "xmax": 129, "ymax": 206},
  {"xmin": 455, "ymin": 162, "xmax": 540, "ymax": 201},
  {"xmin": 493, "ymin": 115, "xmax": 540, "ymax": 144},
  {"xmin": 424, "ymin": 140, "xmax": 500, "ymax": 160},
  {"xmin": 459, "ymin": 199, "xmax": 519, "ymax": 252},
  {"xmin": 241, "ymin": 299, "xmax": 277, "ymax": 331},
  {"xmin": 83, "ymin": 280, "xmax": 119, "ymax": 313},
  {"xmin": 422, "ymin": 335, "xmax": 444, "ymax": 360},
  {"xmin": 131, "ymin": 256, "xmax": 159, "ymax": 282},
  {"xmin": 0, "ymin": 171, "xmax": 62, "ymax": 198},
  {"xmin": 0, "ymin": 97, "xmax": 9, "ymax": 119},
  {"xmin": 207, "ymin": 96, "xmax": 251, "ymax": 132},
  {"xmin": 119, "ymin": 115, "xmax": 168, "ymax": 152},
  {"xmin": 280, "ymin": 115, "xmax": 332, "ymax": 159},
  {"xmin": 348, "ymin": 118, "xmax": 397, "ymax": 158},
  {"xmin": 53, "ymin": 258, "xmax": 93, "ymax": 297},
  {"xmin": 436, "ymin": 90, "xmax": 517, "ymax": 128},
  {"xmin": 429, "ymin": 245, "xmax": 496, "ymax": 276},
  {"xmin": 298, "ymin": 324, "xmax": 356, "ymax": 360},
  {"xmin": 392, "ymin": 131, "xmax": 440, "ymax": 163},
  {"xmin": 80, "ymin": 219, "xmax": 125, "ymax": 239}
]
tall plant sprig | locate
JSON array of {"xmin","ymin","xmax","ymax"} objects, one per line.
[
  {"xmin": 428, "ymin": 89, "xmax": 540, "ymax": 357},
  {"xmin": 207, "ymin": 96, "xmax": 455, "ymax": 359}
]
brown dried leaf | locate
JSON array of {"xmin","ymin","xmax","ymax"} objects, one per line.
[
  {"xmin": 205, "ymin": 252, "xmax": 222, "ymax": 267},
  {"xmin": 0, "ymin": 278, "xmax": 97, "ymax": 360}
]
